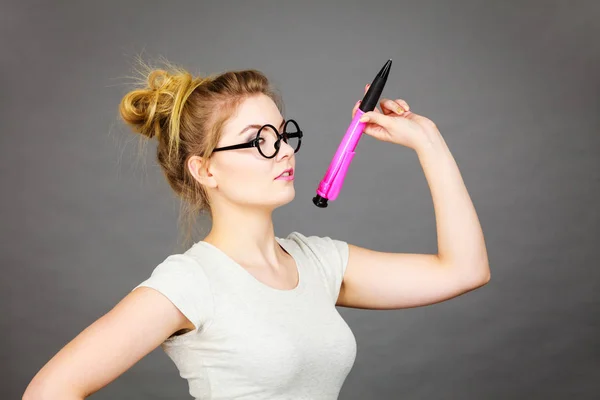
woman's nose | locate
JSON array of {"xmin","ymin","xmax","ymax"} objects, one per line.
[{"xmin": 277, "ymin": 139, "xmax": 295, "ymax": 159}]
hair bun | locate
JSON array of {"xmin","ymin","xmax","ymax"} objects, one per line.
[{"xmin": 119, "ymin": 68, "xmax": 202, "ymax": 139}]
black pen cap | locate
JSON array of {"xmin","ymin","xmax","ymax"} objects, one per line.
[
  {"xmin": 359, "ymin": 59, "xmax": 392, "ymax": 113},
  {"xmin": 312, "ymin": 194, "xmax": 328, "ymax": 208}
]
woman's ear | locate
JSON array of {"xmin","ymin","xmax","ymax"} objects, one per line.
[{"xmin": 188, "ymin": 155, "xmax": 217, "ymax": 189}]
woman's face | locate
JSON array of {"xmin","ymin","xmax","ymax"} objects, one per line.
[{"xmin": 201, "ymin": 94, "xmax": 297, "ymax": 211}]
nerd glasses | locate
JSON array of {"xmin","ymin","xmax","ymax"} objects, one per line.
[{"xmin": 212, "ymin": 119, "xmax": 303, "ymax": 159}]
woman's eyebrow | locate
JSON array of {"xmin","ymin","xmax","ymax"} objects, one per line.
[{"xmin": 238, "ymin": 118, "xmax": 285, "ymax": 135}]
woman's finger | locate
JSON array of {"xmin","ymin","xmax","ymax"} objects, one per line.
[
  {"xmin": 395, "ymin": 99, "xmax": 410, "ymax": 112},
  {"xmin": 378, "ymin": 98, "xmax": 402, "ymax": 116},
  {"xmin": 359, "ymin": 111, "xmax": 395, "ymax": 131},
  {"xmin": 362, "ymin": 122, "xmax": 389, "ymax": 142},
  {"xmin": 386, "ymin": 99, "xmax": 410, "ymax": 114}
]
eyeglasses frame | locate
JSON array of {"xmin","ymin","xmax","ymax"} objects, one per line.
[{"xmin": 212, "ymin": 119, "xmax": 303, "ymax": 159}]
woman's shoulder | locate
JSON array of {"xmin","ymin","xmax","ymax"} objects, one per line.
[
  {"xmin": 133, "ymin": 249, "xmax": 214, "ymax": 332},
  {"xmin": 282, "ymin": 231, "xmax": 348, "ymax": 254},
  {"xmin": 148, "ymin": 251, "xmax": 205, "ymax": 277},
  {"xmin": 134, "ymin": 243, "xmax": 214, "ymax": 295}
]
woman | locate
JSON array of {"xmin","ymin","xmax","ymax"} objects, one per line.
[{"xmin": 23, "ymin": 61, "xmax": 490, "ymax": 399}]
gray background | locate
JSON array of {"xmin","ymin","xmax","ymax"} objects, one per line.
[{"xmin": 2, "ymin": 0, "xmax": 599, "ymax": 398}]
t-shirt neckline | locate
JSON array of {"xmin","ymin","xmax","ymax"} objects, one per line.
[{"xmin": 196, "ymin": 236, "xmax": 305, "ymax": 295}]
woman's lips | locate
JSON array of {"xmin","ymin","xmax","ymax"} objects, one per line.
[
  {"xmin": 275, "ymin": 168, "xmax": 294, "ymax": 180},
  {"xmin": 275, "ymin": 174, "xmax": 294, "ymax": 181}
]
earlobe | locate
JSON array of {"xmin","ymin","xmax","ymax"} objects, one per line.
[{"xmin": 188, "ymin": 156, "xmax": 218, "ymax": 189}]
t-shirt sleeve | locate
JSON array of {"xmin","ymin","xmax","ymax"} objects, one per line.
[
  {"xmin": 132, "ymin": 253, "xmax": 214, "ymax": 333},
  {"xmin": 296, "ymin": 232, "xmax": 350, "ymax": 304}
]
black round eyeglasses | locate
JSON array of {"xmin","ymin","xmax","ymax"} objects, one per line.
[{"xmin": 212, "ymin": 119, "xmax": 303, "ymax": 159}]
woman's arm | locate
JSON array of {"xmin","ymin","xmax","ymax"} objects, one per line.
[
  {"xmin": 418, "ymin": 129, "xmax": 489, "ymax": 276},
  {"xmin": 338, "ymin": 129, "xmax": 490, "ymax": 309},
  {"xmin": 22, "ymin": 287, "xmax": 195, "ymax": 399},
  {"xmin": 336, "ymin": 96, "xmax": 489, "ymax": 310}
]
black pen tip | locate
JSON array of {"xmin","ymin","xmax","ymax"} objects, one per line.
[{"xmin": 377, "ymin": 59, "xmax": 392, "ymax": 80}]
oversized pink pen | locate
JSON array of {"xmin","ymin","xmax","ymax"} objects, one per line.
[{"xmin": 313, "ymin": 59, "xmax": 392, "ymax": 208}]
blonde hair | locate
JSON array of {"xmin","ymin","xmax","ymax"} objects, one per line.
[{"xmin": 118, "ymin": 57, "xmax": 283, "ymax": 246}]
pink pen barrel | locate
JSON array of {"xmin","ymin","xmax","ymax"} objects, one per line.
[
  {"xmin": 313, "ymin": 59, "xmax": 392, "ymax": 208},
  {"xmin": 314, "ymin": 109, "xmax": 367, "ymax": 204}
]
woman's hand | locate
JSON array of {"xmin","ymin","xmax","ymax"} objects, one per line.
[{"xmin": 351, "ymin": 84, "xmax": 441, "ymax": 152}]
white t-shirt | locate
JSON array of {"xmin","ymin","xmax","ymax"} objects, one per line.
[{"xmin": 133, "ymin": 231, "xmax": 357, "ymax": 400}]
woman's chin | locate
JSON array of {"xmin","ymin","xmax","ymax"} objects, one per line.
[{"xmin": 275, "ymin": 188, "xmax": 296, "ymax": 205}]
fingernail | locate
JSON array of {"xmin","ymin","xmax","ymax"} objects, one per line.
[
  {"xmin": 397, "ymin": 106, "xmax": 405, "ymax": 114},
  {"xmin": 359, "ymin": 115, "xmax": 368, "ymax": 122}
]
